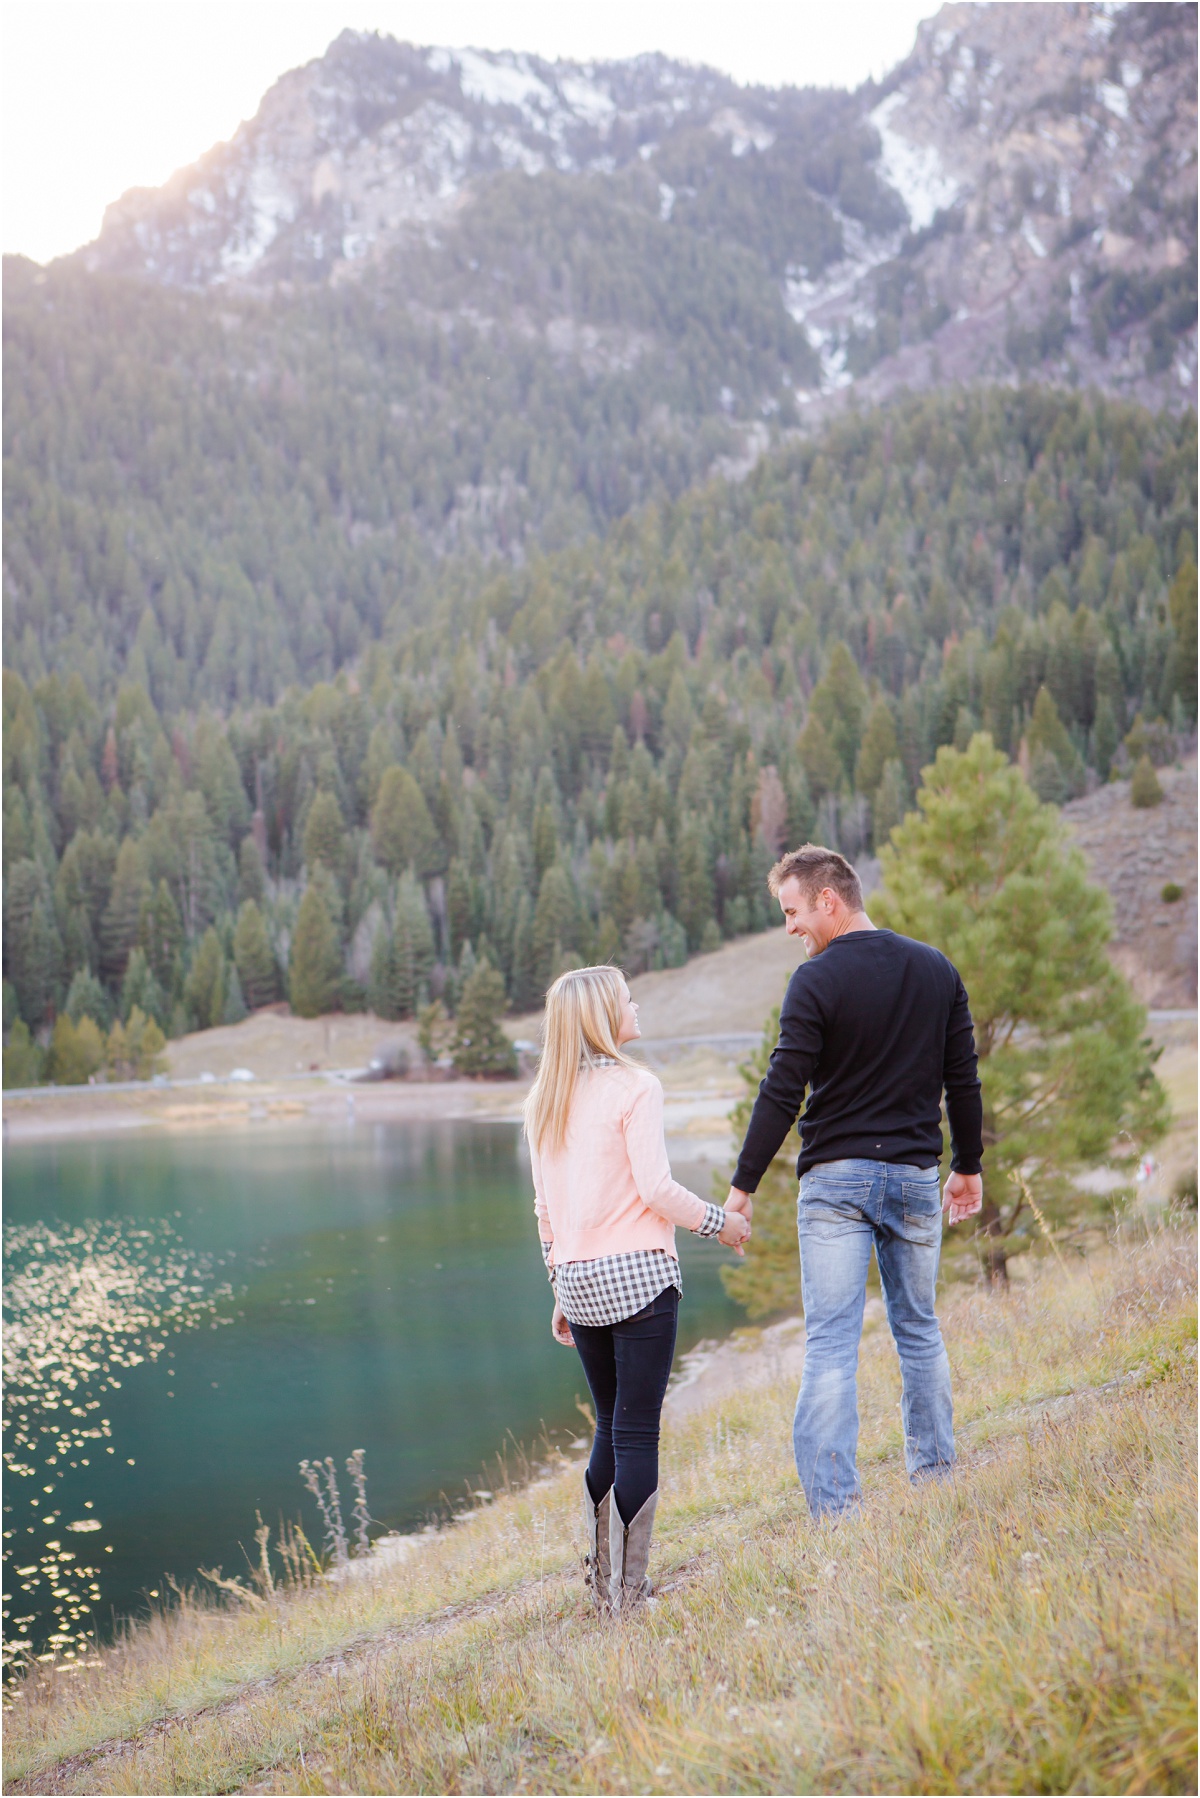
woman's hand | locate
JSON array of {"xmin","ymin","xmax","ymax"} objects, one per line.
[
  {"xmin": 551, "ymin": 1300, "xmax": 574, "ymax": 1346},
  {"xmin": 718, "ymin": 1210, "xmax": 751, "ymax": 1256}
]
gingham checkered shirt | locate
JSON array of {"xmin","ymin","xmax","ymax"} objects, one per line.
[{"xmin": 540, "ymin": 1202, "xmax": 726, "ymax": 1327}]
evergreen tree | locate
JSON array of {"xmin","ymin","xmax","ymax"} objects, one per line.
[
  {"xmin": 222, "ymin": 964, "xmax": 248, "ymax": 1025},
  {"xmin": 238, "ymin": 835, "xmax": 267, "ymax": 906},
  {"xmin": 1026, "ymin": 685, "xmax": 1084, "ymax": 802},
  {"xmin": 1130, "ymin": 755, "xmax": 1164, "ymax": 808},
  {"xmin": 874, "ymin": 734, "xmax": 1166, "ymax": 1278},
  {"xmin": 120, "ymin": 947, "xmax": 167, "ymax": 1028},
  {"xmin": 810, "ymin": 643, "xmax": 867, "ymax": 786},
  {"xmin": 303, "ymin": 789, "xmax": 348, "ymax": 878},
  {"xmin": 676, "ymin": 822, "xmax": 715, "ymax": 951},
  {"xmin": 1167, "ymin": 556, "xmax": 1197, "ymax": 724},
  {"xmin": 233, "ymin": 900, "xmax": 280, "ymax": 1008},
  {"xmin": 871, "ymin": 758, "xmax": 912, "ymax": 848},
  {"xmin": 451, "ymin": 962, "xmax": 517, "ymax": 1076},
  {"xmin": 47, "ymin": 1014, "xmax": 106, "ymax": 1085},
  {"xmin": 854, "ymin": 697, "xmax": 900, "ymax": 798},
  {"xmin": 1092, "ymin": 694, "xmax": 1120, "ymax": 779},
  {"xmin": 796, "ymin": 712, "xmax": 842, "ymax": 803},
  {"xmin": 368, "ymin": 875, "xmax": 437, "ymax": 1018},
  {"xmin": 114, "ymin": 1005, "xmax": 168, "ymax": 1079},
  {"xmin": 391, "ymin": 872, "xmax": 436, "ymax": 1017},
  {"xmin": 370, "ymin": 767, "xmax": 441, "ymax": 876},
  {"xmin": 64, "ymin": 966, "xmax": 113, "ymax": 1032},
  {"xmin": 3, "ymin": 1020, "xmax": 44, "ymax": 1088},
  {"xmin": 4, "ymin": 860, "xmax": 62, "ymax": 1027},
  {"xmin": 184, "ymin": 927, "xmax": 226, "ymax": 1031},
  {"xmin": 505, "ymin": 889, "xmax": 536, "ymax": 1010},
  {"xmin": 289, "ymin": 881, "xmax": 342, "ymax": 1017},
  {"xmin": 417, "ymin": 998, "xmax": 455, "ymax": 1064},
  {"xmin": 531, "ymin": 863, "xmax": 581, "ymax": 994},
  {"xmin": 445, "ymin": 857, "xmax": 473, "ymax": 962},
  {"xmin": 100, "ymin": 837, "xmax": 147, "ymax": 988},
  {"xmin": 138, "ymin": 880, "xmax": 183, "ymax": 997}
]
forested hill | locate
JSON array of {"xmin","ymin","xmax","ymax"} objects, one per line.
[
  {"xmin": 4, "ymin": 5, "xmax": 1196, "ymax": 712},
  {"xmin": 4, "ymin": 387, "xmax": 1196, "ymax": 1058}
]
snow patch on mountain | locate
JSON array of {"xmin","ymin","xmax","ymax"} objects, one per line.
[{"xmin": 868, "ymin": 91, "xmax": 960, "ymax": 231}]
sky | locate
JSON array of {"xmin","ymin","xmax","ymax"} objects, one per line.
[{"xmin": 2, "ymin": 0, "xmax": 933, "ymax": 264}]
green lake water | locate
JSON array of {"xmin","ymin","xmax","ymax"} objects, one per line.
[{"xmin": 2, "ymin": 1121, "xmax": 742, "ymax": 1661}]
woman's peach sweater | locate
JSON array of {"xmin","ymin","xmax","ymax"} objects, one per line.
[{"xmin": 530, "ymin": 1063, "xmax": 708, "ymax": 1265}]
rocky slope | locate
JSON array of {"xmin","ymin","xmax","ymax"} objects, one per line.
[
  {"xmin": 77, "ymin": 2, "xmax": 1197, "ymax": 416},
  {"xmin": 1062, "ymin": 758, "xmax": 1197, "ymax": 1009}
]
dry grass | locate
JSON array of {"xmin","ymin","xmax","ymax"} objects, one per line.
[{"xmin": 4, "ymin": 1227, "xmax": 1196, "ymax": 1796}]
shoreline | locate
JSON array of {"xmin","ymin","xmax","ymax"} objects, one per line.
[{"xmin": 1, "ymin": 1038, "xmax": 752, "ymax": 1158}]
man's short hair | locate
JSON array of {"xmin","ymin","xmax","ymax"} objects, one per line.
[{"xmin": 767, "ymin": 844, "xmax": 863, "ymax": 910}]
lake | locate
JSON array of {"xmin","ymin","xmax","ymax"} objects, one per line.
[{"xmin": 2, "ymin": 1120, "xmax": 742, "ymax": 1663}]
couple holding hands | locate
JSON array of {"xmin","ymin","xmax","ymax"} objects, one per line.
[{"xmin": 525, "ymin": 844, "xmax": 984, "ymax": 1614}]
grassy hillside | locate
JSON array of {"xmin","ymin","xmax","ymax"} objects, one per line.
[{"xmin": 4, "ymin": 1226, "xmax": 1194, "ymax": 1795}]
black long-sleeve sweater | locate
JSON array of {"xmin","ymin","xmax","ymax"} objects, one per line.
[{"xmin": 731, "ymin": 928, "xmax": 984, "ymax": 1191}]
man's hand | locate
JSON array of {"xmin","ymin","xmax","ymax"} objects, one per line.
[
  {"xmin": 943, "ymin": 1171, "xmax": 983, "ymax": 1226},
  {"xmin": 718, "ymin": 1209, "xmax": 751, "ymax": 1256},
  {"xmin": 551, "ymin": 1300, "xmax": 574, "ymax": 1346},
  {"xmin": 725, "ymin": 1187, "xmax": 754, "ymax": 1226}
]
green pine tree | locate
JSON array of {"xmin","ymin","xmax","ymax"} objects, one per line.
[
  {"xmin": 854, "ymin": 696, "xmax": 900, "ymax": 798},
  {"xmin": 1167, "ymin": 557, "xmax": 1197, "ymax": 724},
  {"xmin": 222, "ymin": 964, "xmax": 248, "ymax": 1025},
  {"xmin": 184, "ymin": 927, "xmax": 226, "ymax": 1031},
  {"xmin": 873, "ymin": 734, "xmax": 1166, "ymax": 1278},
  {"xmin": 451, "ymin": 962, "xmax": 517, "ymax": 1077},
  {"xmin": 1026, "ymin": 685, "xmax": 1084, "ymax": 802},
  {"xmin": 65, "ymin": 966, "xmax": 113, "ymax": 1032},
  {"xmin": 238, "ymin": 835, "xmax": 267, "ymax": 906},
  {"xmin": 233, "ymin": 900, "xmax": 280, "ymax": 1008},
  {"xmin": 303, "ymin": 789, "xmax": 348, "ymax": 878},
  {"xmin": 47, "ymin": 1013, "xmax": 106, "ymax": 1085},
  {"xmin": 289, "ymin": 881, "xmax": 343, "ymax": 1018},
  {"xmin": 4, "ymin": 861, "xmax": 63, "ymax": 1028},
  {"xmin": 1130, "ymin": 755, "xmax": 1164, "ymax": 808},
  {"xmin": 3, "ymin": 1020, "xmax": 45, "ymax": 1088},
  {"xmin": 676, "ymin": 823, "xmax": 715, "ymax": 952},
  {"xmin": 120, "ymin": 946, "xmax": 168, "ymax": 1028},
  {"xmin": 138, "ymin": 880, "xmax": 183, "ymax": 997},
  {"xmin": 871, "ymin": 758, "xmax": 912, "ymax": 849},
  {"xmin": 531, "ymin": 863, "xmax": 581, "ymax": 995},
  {"xmin": 370, "ymin": 767, "xmax": 441, "ymax": 877},
  {"xmin": 99, "ymin": 837, "xmax": 148, "ymax": 988},
  {"xmin": 391, "ymin": 872, "xmax": 436, "ymax": 1017}
]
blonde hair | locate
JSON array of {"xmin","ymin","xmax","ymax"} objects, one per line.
[{"xmin": 523, "ymin": 964, "xmax": 638, "ymax": 1155}]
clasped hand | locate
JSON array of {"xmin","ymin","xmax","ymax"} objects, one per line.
[
  {"xmin": 721, "ymin": 1187, "xmax": 753, "ymax": 1257},
  {"xmin": 718, "ymin": 1208, "xmax": 751, "ymax": 1255}
]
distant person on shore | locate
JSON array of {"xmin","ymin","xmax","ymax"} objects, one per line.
[
  {"xmin": 725, "ymin": 845, "xmax": 983, "ymax": 1517},
  {"xmin": 525, "ymin": 965, "xmax": 751, "ymax": 1612}
]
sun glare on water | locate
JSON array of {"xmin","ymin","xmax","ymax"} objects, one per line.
[{"xmin": 2, "ymin": 1221, "xmax": 235, "ymax": 1673}]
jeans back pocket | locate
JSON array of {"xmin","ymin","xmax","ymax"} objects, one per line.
[{"xmin": 901, "ymin": 1172, "xmax": 942, "ymax": 1224}]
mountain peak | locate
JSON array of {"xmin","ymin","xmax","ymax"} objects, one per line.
[{"xmin": 74, "ymin": 2, "xmax": 1196, "ymax": 414}]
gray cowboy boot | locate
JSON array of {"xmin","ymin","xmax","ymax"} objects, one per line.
[
  {"xmin": 608, "ymin": 1488, "xmax": 658, "ymax": 1614},
  {"xmin": 582, "ymin": 1476, "xmax": 612, "ymax": 1611}
]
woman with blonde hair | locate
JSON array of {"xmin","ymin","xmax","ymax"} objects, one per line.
[{"xmin": 525, "ymin": 964, "xmax": 750, "ymax": 1613}]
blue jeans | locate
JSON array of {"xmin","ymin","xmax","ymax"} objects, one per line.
[{"xmin": 794, "ymin": 1158, "xmax": 955, "ymax": 1516}]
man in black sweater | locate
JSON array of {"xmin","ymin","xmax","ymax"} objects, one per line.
[{"xmin": 727, "ymin": 844, "xmax": 983, "ymax": 1516}]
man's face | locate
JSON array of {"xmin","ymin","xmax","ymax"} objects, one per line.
[{"xmin": 777, "ymin": 876, "xmax": 838, "ymax": 956}]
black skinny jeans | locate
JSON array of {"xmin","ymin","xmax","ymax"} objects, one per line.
[{"xmin": 571, "ymin": 1286, "xmax": 679, "ymax": 1524}]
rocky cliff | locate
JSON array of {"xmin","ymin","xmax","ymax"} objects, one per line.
[{"xmin": 76, "ymin": 3, "xmax": 1196, "ymax": 415}]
